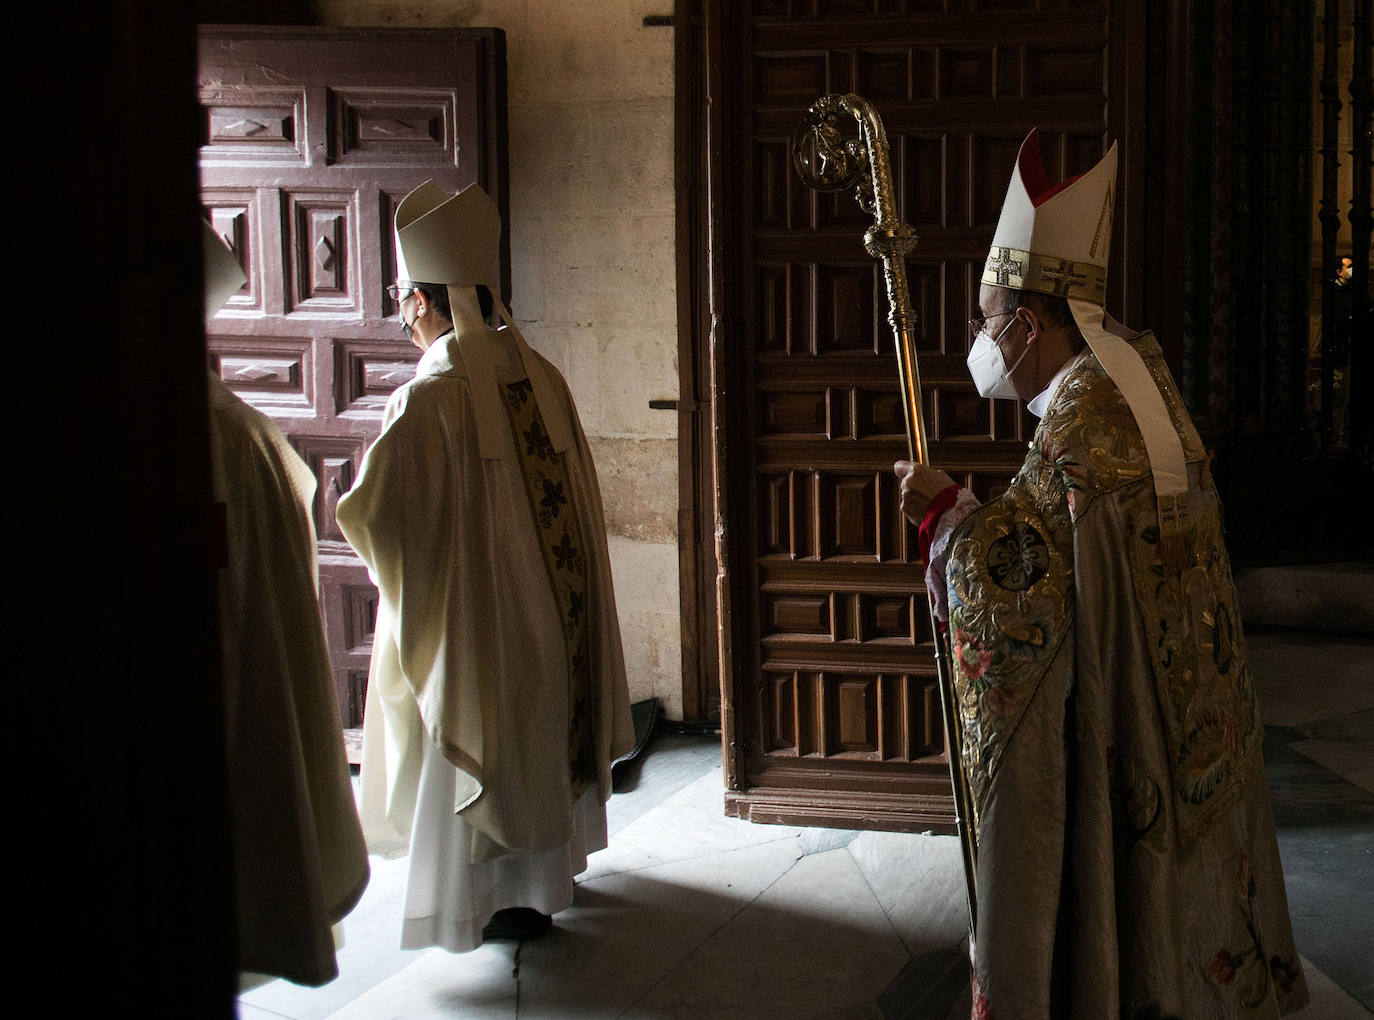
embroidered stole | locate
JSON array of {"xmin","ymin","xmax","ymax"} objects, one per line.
[{"xmin": 500, "ymin": 378, "xmax": 596, "ymax": 800}]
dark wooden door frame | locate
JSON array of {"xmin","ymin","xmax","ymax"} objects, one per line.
[
  {"xmin": 673, "ymin": 0, "xmax": 721, "ymax": 725},
  {"xmin": 673, "ymin": 0, "xmax": 753, "ymax": 746},
  {"xmin": 22, "ymin": 3, "xmax": 236, "ymax": 1009}
]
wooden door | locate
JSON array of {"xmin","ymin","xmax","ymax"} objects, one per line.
[
  {"xmin": 702, "ymin": 0, "xmax": 1147, "ymax": 830},
  {"xmin": 197, "ymin": 26, "xmax": 509, "ymax": 727}
]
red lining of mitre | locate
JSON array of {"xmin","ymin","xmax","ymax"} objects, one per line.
[{"xmin": 1019, "ymin": 129, "xmax": 1085, "ymax": 208}]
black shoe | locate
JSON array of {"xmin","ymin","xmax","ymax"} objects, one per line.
[{"xmin": 481, "ymin": 907, "xmax": 553, "ymax": 942}]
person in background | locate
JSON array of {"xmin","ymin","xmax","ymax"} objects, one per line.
[{"xmin": 204, "ymin": 221, "xmax": 369, "ymax": 987}]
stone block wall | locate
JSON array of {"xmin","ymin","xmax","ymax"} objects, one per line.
[{"xmin": 314, "ymin": 0, "xmax": 683, "ymax": 717}]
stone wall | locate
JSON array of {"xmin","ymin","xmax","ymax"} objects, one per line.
[{"xmin": 314, "ymin": 0, "xmax": 683, "ymax": 717}]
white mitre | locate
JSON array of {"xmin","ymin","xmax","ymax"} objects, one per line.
[
  {"xmin": 985, "ymin": 130, "xmax": 1191, "ymax": 547},
  {"xmin": 392, "ymin": 180, "xmax": 572, "ymax": 461},
  {"xmin": 202, "ymin": 219, "xmax": 247, "ymax": 325},
  {"xmin": 394, "ymin": 181, "xmax": 501, "ymax": 291},
  {"xmin": 982, "ymin": 130, "xmax": 1116, "ymax": 305}
]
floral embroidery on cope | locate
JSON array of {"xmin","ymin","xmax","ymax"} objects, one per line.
[
  {"xmin": 1015, "ymin": 334, "xmax": 1254, "ymax": 845},
  {"xmin": 1205, "ymin": 854, "xmax": 1284, "ymax": 1011},
  {"xmin": 1026, "ymin": 351, "xmax": 1153, "ymax": 519},
  {"xmin": 1125, "ymin": 471, "xmax": 1260, "ymax": 842},
  {"xmin": 946, "ymin": 482, "xmax": 1073, "ymax": 830},
  {"xmin": 1269, "ymin": 955, "xmax": 1302, "ymax": 1000},
  {"xmin": 1109, "ymin": 753, "xmax": 1165, "ymax": 852},
  {"xmin": 985, "ymin": 522, "xmax": 1050, "ymax": 590},
  {"xmin": 971, "ymin": 972, "xmax": 991, "ymax": 1020},
  {"xmin": 502, "ymin": 379, "xmax": 596, "ymax": 797}
]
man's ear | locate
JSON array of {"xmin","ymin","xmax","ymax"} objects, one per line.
[{"xmin": 1016, "ymin": 304, "xmax": 1041, "ymax": 345}]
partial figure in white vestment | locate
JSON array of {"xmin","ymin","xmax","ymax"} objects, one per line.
[
  {"xmin": 203, "ymin": 222, "xmax": 370, "ymax": 987},
  {"xmin": 336, "ymin": 182, "xmax": 634, "ymax": 952}
]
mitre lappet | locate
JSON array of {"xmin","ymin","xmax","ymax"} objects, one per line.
[
  {"xmin": 982, "ymin": 130, "xmax": 1190, "ymax": 550},
  {"xmin": 202, "ymin": 219, "xmax": 248, "ymax": 324},
  {"xmin": 393, "ymin": 180, "xmax": 573, "ymax": 461}
]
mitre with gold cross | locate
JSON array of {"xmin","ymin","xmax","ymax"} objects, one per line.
[
  {"xmin": 982, "ymin": 130, "xmax": 1117, "ymax": 305},
  {"xmin": 984, "ymin": 129, "xmax": 1192, "ymax": 558}
]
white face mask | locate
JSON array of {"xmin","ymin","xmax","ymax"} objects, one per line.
[{"xmin": 966, "ymin": 314, "xmax": 1030, "ymax": 399}]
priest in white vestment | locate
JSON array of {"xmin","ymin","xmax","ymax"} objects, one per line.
[
  {"xmin": 203, "ymin": 222, "xmax": 370, "ymax": 986},
  {"xmin": 336, "ymin": 182, "xmax": 634, "ymax": 952}
]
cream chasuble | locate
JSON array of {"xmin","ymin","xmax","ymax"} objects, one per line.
[{"xmin": 337, "ymin": 325, "xmax": 633, "ymax": 951}]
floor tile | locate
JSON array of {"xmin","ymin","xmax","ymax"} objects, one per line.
[
  {"xmin": 608, "ymin": 731, "xmax": 725, "ymax": 835},
  {"xmin": 1298, "ymin": 707, "xmax": 1374, "ymax": 745},
  {"xmin": 847, "ymin": 830, "xmax": 969, "ymax": 958},
  {"xmin": 877, "ymin": 940, "xmax": 971, "ymax": 1020},
  {"xmin": 1265, "ymin": 729, "xmax": 1374, "ymax": 829},
  {"xmin": 1265, "ymin": 731, "xmax": 1374, "ymax": 1011},
  {"xmin": 627, "ymin": 848, "xmax": 909, "ymax": 1019},
  {"xmin": 1276, "ymin": 828, "xmax": 1374, "ymax": 1011},
  {"xmin": 515, "ymin": 839, "xmax": 807, "ymax": 1018},
  {"xmin": 321, "ymin": 945, "xmax": 518, "ymax": 1020},
  {"xmin": 582, "ymin": 767, "xmax": 802, "ymax": 881},
  {"xmin": 229, "ymin": 652, "xmax": 1374, "ymax": 1020},
  {"xmin": 236, "ymin": 1003, "xmax": 293, "ymax": 1020},
  {"xmin": 1247, "ymin": 631, "xmax": 1374, "ymax": 728},
  {"xmin": 1290, "ymin": 739, "xmax": 1374, "ymax": 793},
  {"xmin": 799, "ymin": 827, "xmax": 861, "ymax": 855},
  {"xmin": 1288, "ymin": 954, "xmax": 1374, "ymax": 1019}
]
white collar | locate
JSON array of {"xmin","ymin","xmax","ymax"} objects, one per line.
[
  {"xmin": 413, "ymin": 328, "xmax": 458, "ymax": 377},
  {"xmin": 1027, "ymin": 358, "xmax": 1075, "ymax": 419}
]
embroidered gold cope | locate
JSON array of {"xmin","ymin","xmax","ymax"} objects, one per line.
[{"xmin": 944, "ymin": 336, "xmax": 1306, "ymax": 1018}]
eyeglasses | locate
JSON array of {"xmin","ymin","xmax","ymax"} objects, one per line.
[
  {"xmin": 967, "ymin": 310, "xmax": 1016, "ymax": 345},
  {"xmin": 387, "ymin": 283, "xmax": 416, "ymax": 302}
]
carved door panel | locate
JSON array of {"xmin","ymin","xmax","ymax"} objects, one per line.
[
  {"xmin": 198, "ymin": 26, "xmax": 509, "ymax": 727},
  {"xmin": 711, "ymin": 0, "xmax": 1146, "ymax": 829}
]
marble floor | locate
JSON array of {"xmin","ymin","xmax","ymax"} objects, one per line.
[{"xmin": 240, "ymin": 628, "xmax": 1373, "ymax": 1020}]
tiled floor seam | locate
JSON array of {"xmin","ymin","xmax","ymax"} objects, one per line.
[
  {"xmin": 237, "ymin": 1002, "xmax": 298, "ymax": 1020},
  {"xmin": 613, "ymin": 846, "xmax": 808, "ymax": 1018},
  {"xmin": 576, "ymin": 832, "xmax": 806, "ymax": 882},
  {"xmin": 845, "ymin": 841, "xmax": 913, "ymax": 957}
]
